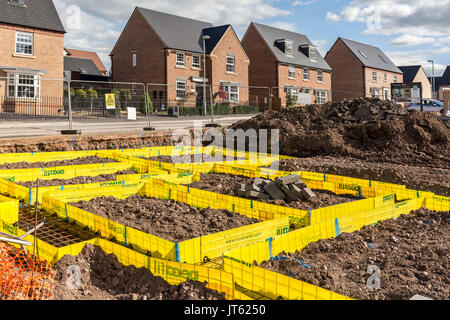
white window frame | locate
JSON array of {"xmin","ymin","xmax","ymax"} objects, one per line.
[
  {"xmin": 372, "ymin": 71, "xmax": 377, "ymax": 82},
  {"xmin": 317, "ymin": 70, "xmax": 323, "ymax": 82},
  {"xmin": 288, "ymin": 65, "xmax": 295, "ymax": 79},
  {"xmin": 192, "ymin": 55, "xmax": 201, "ymax": 69},
  {"xmin": 132, "ymin": 53, "xmax": 137, "ymax": 67},
  {"xmin": 315, "ymin": 90, "xmax": 326, "ymax": 104},
  {"xmin": 176, "ymin": 52, "xmax": 186, "ymax": 67},
  {"xmin": 226, "ymin": 55, "xmax": 235, "ymax": 73},
  {"xmin": 393, "ymin": 75, "xmax": 398, "ymax": 83},
  {"xmin": 15, "ymin": 31, "xmax": 33, "ymax": 55},
  {"xmin": 383, "ymin": 88, "xmax": 390, "ymax": 100},
  {"xmin": 371, "ymin": 88, "xmax": 380, "ymax": 98},
  {"xmin": 303, "ymin": 68, "xmax": 310, "ymax": 81},
  {"xmin": 287, "ymin": 88, "xmax": 299, "ymax": 102},
  {"xmin": 7, "ymin": 73, "xmax": 41, "ymax": 99},
  {"xmin": 223, "ymin": 85, "xmax": 239, "ymax": 103},
  {"xmin": 176, "ymin": 80, "xmax": 186, "ymax": 100},
  {"xmin": 384, "ymin": 73, "xmax": 387, "ymax": 82}
]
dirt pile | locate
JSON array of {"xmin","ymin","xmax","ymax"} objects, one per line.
[
  {"xmin": 70, "ymin": 195, "xmax": 260, "ymax": 242},
  {"xmin": 231, "ymin": 98, "xmax": 450, "ymax": 167},
  {"xmin": 278, "ymin": 157, "xmax": 450, "ymax": 196},
  {"xmin": 0, "ymin": 156, "xmax": 117, "ymax": 170},
  {"xmin": 52, "ymin": 244, "xmax": 225, "ymax": 300},
  {"xmin": 17, "ymin": 170, "xmax": 137, "ymax": 188},
  {"xmin": 188, "ymin": 174, "xmax": 360, "ymax": 211},
  {"xmin": 259, "ymin": 208, "xmax": 450, "ymax": 300}
]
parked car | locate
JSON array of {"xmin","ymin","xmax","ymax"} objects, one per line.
[{"xmin": 407, "ymin": 99, "xmax": 444, "ymax": 113}]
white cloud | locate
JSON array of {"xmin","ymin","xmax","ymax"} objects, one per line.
[
  {"xmin": 311, "ymin": 39, "xmax": 329, "ymax": 56},
  {"xmin": 390, "ymin": 34, "xmax": 435, "ymax": 46},
  {"xmin": 293, "ymin": 0, "xmax": 317, "ymax": 6},
  {"xmin": 326, "ymin": 12, "xmax": 340, "ymax": 22},
  {"xmin": 270, "ymin": 21, "xmax": 298, "ymax": 32},
  {"xmin": 54, "ymin": 0, "xmax": 290, "ymax": 71},
  {"xmin": 387, "ymin": 50, "xmax": 446, "ymax": 76}
]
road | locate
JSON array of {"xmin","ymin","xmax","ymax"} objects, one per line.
[{"xmin": 0, "ymin": 115, "xmax": 254, "ymax": 138}]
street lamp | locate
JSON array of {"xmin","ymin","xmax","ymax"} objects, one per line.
[
  {"xmin": 427, "ymin": 60, "xmax": 435, "ymax": 99},
  {"xmin": 202, "ymin": 35, "xmax": 210, "ymax": 117}
]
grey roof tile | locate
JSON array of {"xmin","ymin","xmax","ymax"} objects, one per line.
[
  {"xmin": 339, "ymin": 37, "xmax": 402, "ymax": 74},
  {"xmin": 64, "ymin": 56, "xmax": 103, "ymax": 76},
  {"xmin": 137, "ymin": 7, "xmax": 213, "ymax": 54},
  {"xmin": 251, "ymin": 22, "xmax": 332, "ymax": 71},
  {"xmin": 0, "ymin": 0, "xmax": 65, "ymax": 33},
  {"xmin": 398, "ymin": 65, "xmax": 422, "ymax": 83}
]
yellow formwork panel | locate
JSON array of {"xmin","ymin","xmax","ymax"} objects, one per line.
[
  {"xmin": 0, "ymin": 162, "xmax": 136, "ymax": 183},
  {"xmin": 0, "ymin": 194, "xmax": 19, "ymax": 225},
  {"xmin": 424, "ymin": 195, "xmax": 450, "ymax": 211},
  {"xmin": 42, "ymin": 182, "xmax": 290, "ymax": 265},
  {"xmin": 0, "ymin": 150, "xmax": 104, "ymax": 165}
]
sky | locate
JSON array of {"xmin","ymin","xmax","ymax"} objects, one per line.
[{"xmin": 54, "ymin": 0, "xmax": 450, "ymax": 76}]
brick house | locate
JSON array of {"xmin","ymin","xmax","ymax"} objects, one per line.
[
  {"xmin": 110, "ymin": 7, "xmax": 249, "ymax": 110},
  {"xmin": 241, "ymin": 22, "xmax": 332, "ymax": 109},
  {"xmin": 65, "ymin": 48, "xmax": 108, "ymax": 76},
  {"xmin": 325, "ymin": 38, "xmax": 403, "ymax": 102},
  {"xmin": 398, "ymin": 65, "xmax": 432, "ymax": 99},
  {"xmin": 432, "ymin": 66, "xmax": 450, "ymax": 101},
  {"xmin": 0, "ymin": 0, "xmax": 65, "ymax": 110}
]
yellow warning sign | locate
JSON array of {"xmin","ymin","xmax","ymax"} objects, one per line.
[{"xmin": 105, "ymin": 94, "xmax": 116, "ymax": 110}]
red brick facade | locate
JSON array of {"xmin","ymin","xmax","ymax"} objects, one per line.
[
  {"xmin": 242, "ymin": 23, "xmax": 332, "ymax": 108},
  {"xmin": 325, "ymin": 38, "xmax": 403, "ymax": 102},
  {"xmin": 111, "ymin": 10, "xmax": 249, "ymax": 109}
]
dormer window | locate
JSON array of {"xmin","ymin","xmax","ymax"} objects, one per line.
[
  {"xmin": 276, "ymin": 39, "xmax": 294, "ymax": 57},
  {"xmin": 299, "ymin": 44, "xmax": 317, "ymax": 62},
  {"xmin": 9, "ymin": 0, "xmax": 25, "ymax": 6}
]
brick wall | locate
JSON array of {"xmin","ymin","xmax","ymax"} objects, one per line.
[
  {"xmin": 364, "ymin": 67, "xmax": 403, "ymax": 100},
  {"xmin": 325, "ymin": 38, "xmax": 364, "ymax": 102},
  {"xmin": 241, "ymin": 23, "xmax": 278, "ymax": 107},
  {"xmin": 209, "ymin": 27, "xmax": 249, "ymax": 105},
  {"xmin": 0, "ymin": 23, "xmax": 64, "ymax": 98},
  {"xmin": 277, "ymin": 64, "xmax": 331, "ymax": 105}
]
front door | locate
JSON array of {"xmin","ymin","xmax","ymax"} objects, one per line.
[{"xmin": 196, "ymin": 85, "xmax": 204, "ymax": 107}]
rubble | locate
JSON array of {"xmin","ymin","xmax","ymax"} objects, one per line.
[{"xmin": 235, "ymin": 174, "xmax": 316, "ymax": 202}]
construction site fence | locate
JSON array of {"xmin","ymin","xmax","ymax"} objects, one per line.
[
  {"xmin": 40, "ymin": 181, "xmax": 290, "ymax": 265},
  {"xmin": 0, "ymin": 217, "xmax": 236, "ymax": 300},
  {"xmin": 222, "ymin": 193, "xmax": 450, "ymax": 300}
]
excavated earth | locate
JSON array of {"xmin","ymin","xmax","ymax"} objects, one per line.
[
  {"xmin": 0, "ymin": 156, "xmax": 117, "ymax": 170},
  {"xmin": 187, "ymin": 173, "xmax": 360, "ymax": 211},
  {"xmin": 277, "ymin": 157, "xmax": 450, "ymax": 197},
  {"xmin": 52, "ymin": 244, "xmax": 225, "ymax": 300},
  {"xmin": 17, "ymin": 170, "xmax": 137, "ymax": 188},
  {"xmin": 259, "ymin": 208, "xmax": 450, "ymax": 300},
  {"xmin": 69, "ymin": 195, "xmax": 260, "ymax": 242}
]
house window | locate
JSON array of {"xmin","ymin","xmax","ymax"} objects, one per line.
[
  {"xmin": 226, "ymin": 56, "xmax": 235, "ymax": 73},
  {"xmin": 192, "ymin": 55, "xmax": 201, "ymax": 69},
  {"xmin": 317, "ymin": 70, "xmax": 323, "ymax": 82},
  {"xmin": 303, "ymin": 68, "xmax": 310, "ymax": 81},
  {"xmin": 372, "ymin": 71, "xmax": 377, "ymax": 81},
  {"xmin": 393, "ymin": 75, "xmax": 398, "ymax": 83},
  {"xmin": 287, "ymin": 88, "xmax": 299, "ymax": 102},
  {"xmin": 384, "ymin": 73, "xmax": 387, "ymax": 82},
  {"xmin": 132, "ymin": 54, "xmax": 137, "ymax": 67},
  {"xmin": 315, "ymin": 91, "xmax": 326, "ymax": 104},
  {"xmin": 7, "ymin": 73, "xmax": 40, "ymax": 99},
  {"xmin": 371, "ymin": 88, "xmax": 380, "ymax": 98},
  {"xmin": 223, "ymin": 85, "xmax": 239, "ymax": 102},
  {"xmin": 176, "ymin": 52, "xmax": 185, "ymax": 67},
  {"xmin": 15, "ymin": 32, "xmax": 33, "ymax": 55},
  {"xmin": 176, "ymin": 80, "xmax": 186, "ymax": 99},
  {"xmin": 288, "ymin": 65, "xmax": 295, "ymax": 79},
  {"xmin": 132, "ymin": 83, "xmax": 137, "ymax": 94}
]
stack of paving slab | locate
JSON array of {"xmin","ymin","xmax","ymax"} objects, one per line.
[{"xmin": 236, "ymin": 174, "xmax": 316, "ymax": 202}]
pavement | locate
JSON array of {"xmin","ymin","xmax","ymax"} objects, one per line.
[{"xmin": 0, "ymin": 114, "xmax": 254, "ymax": 138}]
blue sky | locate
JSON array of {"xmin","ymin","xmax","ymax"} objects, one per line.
[{"xmin": 54, "ymin": 0, "xmax": 450, "ymax": 76}]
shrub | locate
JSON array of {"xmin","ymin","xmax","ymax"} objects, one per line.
[{"xmin": 140, "ymin": 93, "xmax": 153, "ymax": 115}]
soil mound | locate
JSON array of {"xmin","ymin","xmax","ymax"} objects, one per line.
[{"xmin": 53, "ymin": 244, "xmax": 225, "ymax": 300}]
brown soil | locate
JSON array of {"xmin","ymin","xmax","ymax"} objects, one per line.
[
  {"xmin": 187, "ymin": 173, "xmax": 360, "ymax": 211},
  {"xmin": 52, "ymin": 244, "xmax": 225, "ymax": 300},
  {"xmin": 0, "ymin": 156, "xmax": 117, "ymax": 170},
  {"xmin": 259, "ymin": 208, "xmax": 450, "ymax": 300},
  {"xmin": 231, "ymin": 99, "xmax": 450, "ymax": 168},
  {"xmin": 69, "ymin": 195, "xmax": 260, "ymax": 242},
  {"xmin": 0, "ymin": 132, "xmax": 174, "ymax": 153},
  {"xmin": 17, "ymin": 170, "xmax": 137, "ymax": 188},
  {"xmin": 278, "ymin": 157, "xmax": 450, "ymax": 197},
  {"xmin": 144, "ymin": 155, "xmax": 244, "ymax": 164}
]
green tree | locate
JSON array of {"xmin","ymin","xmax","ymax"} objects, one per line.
[
  {"xmin": 86, "ymin": 89, "xmax": 98, "ymax": 113},
  {"xmin": 140, "ymin": 93, "xmax": 153, "ymax": 115},
  {"xmin": 75, "ymin": 89, "xmax": 87, "ymax": 99},
  {"xmin": 286, "ymin": 94, "xmax": 297, "ymax": 108}
]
